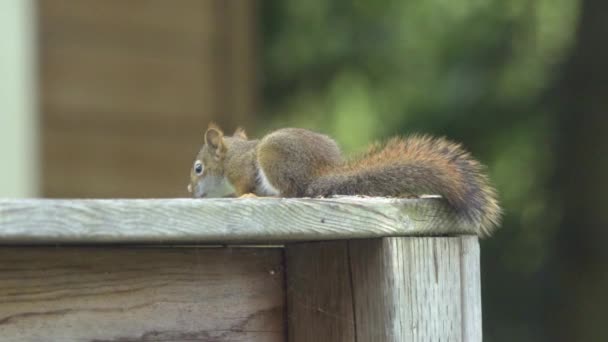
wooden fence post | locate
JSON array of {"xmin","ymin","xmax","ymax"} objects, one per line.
[{"xmin": 286, "ymin": 236, "xmax": 481, "ymax": 342}]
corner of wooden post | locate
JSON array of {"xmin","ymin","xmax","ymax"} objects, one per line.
[{"xmin": 285, "ymin": 236, "xmax": 481, "ymax": 342}]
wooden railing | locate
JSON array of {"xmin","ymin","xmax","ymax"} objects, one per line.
[{"xmin": 0, "ymin": 198, "xmax": 482, "ymax": 341}]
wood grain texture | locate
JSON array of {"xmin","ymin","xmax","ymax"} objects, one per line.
[
  {"xmin": 350, "ymin": 238, "xmax": 463, "ymax": 341},
  {"xmin": 285, "ymin": 241, "xmax": 355, "ymax": 342},
  {"xmin": 0, "ymin": 247, "xmax": 284, "ymax": 341},
  {"xmin": 0, "ymin": 197, "xmax": 476, "ymax": 245},
  {"xmin": 284, "ymin": 237, "xmax": 482, "ymax": 342},
  {"xmin": 38, "ymin": 0, "xmax": 256, "ymax": 198}
]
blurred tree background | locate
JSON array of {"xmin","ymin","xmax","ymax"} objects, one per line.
[{"xmin": 257, "ymin": 0, "xmax": 607, "ymax": 341}]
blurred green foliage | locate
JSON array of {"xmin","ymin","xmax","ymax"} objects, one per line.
[{"xmin": 260, "ymin": 1, "xmax": 580, "ymax": 341}]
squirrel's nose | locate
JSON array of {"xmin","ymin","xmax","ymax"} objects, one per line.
[{"xmin": 187, "ymin": 184, "xmax": 192, "ymax": 193}]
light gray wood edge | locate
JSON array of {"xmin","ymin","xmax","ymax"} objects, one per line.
[
  {"xmin": 349, "ymin": 237, "xmax": 482, "ymax": 342},
  {"xmin": 285, "ymin": 237, "xmax": 482, "ymax": 342},
  {"xmin": 460, "ymin": 236, "xmax": 483, "ymax": 341},
  {"xmin": 0, "ymin": 197, "xmax": 475, "ymax": 244},
  {"xmin": 0, "ymin": 247, "xmax": 284, "ymax": 341}
]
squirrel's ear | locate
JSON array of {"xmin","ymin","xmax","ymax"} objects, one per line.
[
  {"xmin": 233, "ymin": 127, "xmax": 247, "ymax": 139},
  {"xmin": 204, "ymin": 127, "xmax": 225, "ymax": 154}
]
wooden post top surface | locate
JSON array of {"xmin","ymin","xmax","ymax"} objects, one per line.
[{"xmin": 0, "ymin": 197, "xmax": 476, "ymax": 245}]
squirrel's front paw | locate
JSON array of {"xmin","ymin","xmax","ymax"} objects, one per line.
[{"xmin": 238, "ymin": 193, "xmax": 258, "ymax": 198}]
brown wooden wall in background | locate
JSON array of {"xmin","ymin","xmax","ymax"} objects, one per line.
[{"xmin": 38, "ymin": 0, "xmax": 257, "ymax": 198}]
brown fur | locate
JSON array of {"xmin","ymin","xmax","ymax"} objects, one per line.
[
  {"xmin": 189, "ymin": 124, "xmax": 257, "ymax": 197},
  {"xmin": 233, "ymin": 127, "xmax": 248, "ymax": 139},
  {"xmin": 189, "ymin": 126, "xmax": 501, "ymax": 236},
  {"xmin": 223, "ymin": 137, "xmax": 258, "ymax": 194},
  {"xmin": 257, "ymin": 128, "xmax": 342, "ymax": 196},
  {"xmin": 306, "ymin": 135, "xmax": 501, "ymax": 236}
]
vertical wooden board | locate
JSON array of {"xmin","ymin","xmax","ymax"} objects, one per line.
[
  {"xmin": 0, "ymin": 247, "xmax": 284, "ymax": 341},
  {"xmin": 349, "ymin": 237, "xmax": 465, "ymax": 342},
  {"xmin": 223, "ymin": 0, "xmax": 258, "ymax": 125},
  {"xmin": 460, "ymin": 236, "xmax": 482, "ymax": 342},
  {"xmin": 39, "ymin": 0, "xmax": 220, "ymax": 120},
  {"xmin": 285, "ymin": 241, "xmax": 356, "ymax": 342},
  {"xmin": 343, "ymin": 239, "xmax": 391, "ymax": 340},
  {"xmin": 37, "ymin": 0, "xmax": 257, "ymax": 198}
]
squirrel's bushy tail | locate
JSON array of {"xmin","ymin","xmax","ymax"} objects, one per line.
[{"xmin": 306, "ymin": 135, "xmax": 501, "ymax": 236}]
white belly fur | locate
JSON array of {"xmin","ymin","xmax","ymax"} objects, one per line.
[{"xmin": 257, "ymin": 166, "xmax": 280, "ymax": 196}]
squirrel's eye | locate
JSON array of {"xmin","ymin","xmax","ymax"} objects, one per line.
[{"xmin": 194, "ymin": 161, "xmax": 204, "ymax": 175}]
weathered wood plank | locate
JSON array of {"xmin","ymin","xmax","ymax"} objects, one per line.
[
  {"xmin": 0, "ymin": 198, "xmax": 474, "ymax": 244},
  {"xmin": 460, "ymin": 236, "xmax": 483, "ymax": 341},
  {"xmin": 285, "ymin": 241, "xmax": 355, "ymax": 342},
  {"xmin": 0, "ymin": 247, "xmax": 284, "ymax": 341},
  {"xmin": 284, "ymin": 237, "xmax": 482, "ymax": 342},
  {"xmin": 349, "ymin": 238, "xmax": 463, "ymax": 341}
]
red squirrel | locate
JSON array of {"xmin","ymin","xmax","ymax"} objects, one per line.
[{"xmin": 187, "ymin": 124, "xmax": 501, "ymax": 235}]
